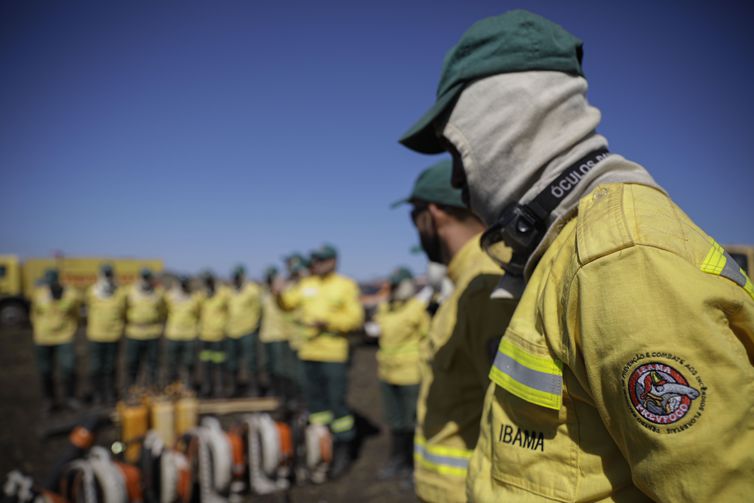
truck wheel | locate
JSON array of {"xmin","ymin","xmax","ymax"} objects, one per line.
[{"xmin": 0, "ymin": 301, "xmax": 28, "ymax": 327}]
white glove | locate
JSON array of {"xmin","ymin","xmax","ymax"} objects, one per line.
[{"xmin": 364, "ymin": 321, "xmax": 381, "ymax": 338}]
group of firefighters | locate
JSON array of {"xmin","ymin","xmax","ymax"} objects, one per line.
[{"xmin": 26, "ymin": 9, "xmax": 754, "ymax": 502}]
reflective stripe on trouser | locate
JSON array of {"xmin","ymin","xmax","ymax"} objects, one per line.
[
  {"xmin": 199, "ymin": 341, "xmax": 226, "ymax": 364},
  {"xmin": 331, "ymin": 414, "xmax": 354, "ymax": 434},
  {"xmin": 413, "ymin": 434, "xmax": 472, "ymax": 478},
  {"xmin": 489, "ymin": 337, "xmax": 563, "ymax": 410},
  {"xmin": 302, "ymin": 360, "xmax": 354, "ymax": 441},
  {"xmin": 701, "ymin": 239, "xmax": 754, "ymax": 300},
  {"xmin": 309, "ymin": 410, "xmax": 334, "ymax": 425}
]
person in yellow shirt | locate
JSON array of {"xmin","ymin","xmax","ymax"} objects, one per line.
[
  {"xmin": 398, "ymin": 10, "xmax": 754, "ymax": 501},
  {"xmin": 369, "ymin": 266, "xmax": 430, "ymax": 480},
  {"xmin": 31, "ymin": 268, "xmax": 81, "ymax": 413},
  {"xmin": 392, "ymin": 160, "xmax": 516, "ymax": 502},
  {"xmin": 165, "ymin": 275, "xmax": 202, "ymax": 389},
  {"xmin": 86, "ymin": 264, "xmax": 126, "ymax": 404},
  {"xmin": 226, "ymin": 265, "xmax": 263, "ymax": 397},
  {"xmin": 198, "ymin": 271, "xmax": 229, "ymax": 398},
  {"xmin": 124, "ymin": 268, "xmax": 166, "ymax": 389},
  {"xmin": 277, "ymin": 253, "xmax": 311, "ymax": 403},
  {"xmin": 259, "ymin": 266, "xmax": 292, "ymax": 399},
  {"xmin": 282, "ymin": 244, "xmax": 364, "ymax": 479}
]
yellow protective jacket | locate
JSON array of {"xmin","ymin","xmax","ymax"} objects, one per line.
[
  {"xmin": 227, "ymin": 282, "xmax": 262, "ymax": 338},
  {"xmin": 415, "ymin": 235, "xmax": 516, "ymax": 503},
  {"xmin": 374, "ymin": 297, "xmax": 429, "ymax": 385},
  {"xmin": 199, "ymin": 288, "xmax": 229, "ymax": 342},
  {"xmin": 467, "ymin": 183, "xmax": 754, "ymax": 502},
  {"xmin": 284, "ymin": 273, "xmax": 364, "ymax": 363},
  {"xmin": 280, "ymin": 279, "xmax": 309, "ymax": 351},
  {"xmin": 165, "ymin": 289, "xmax": 202, "ymax": 341},
  {"xmin": 125, "ymin": 286, "xmax": 166, "ymax": 340},
  {"xmin": 86, "ymin": 284, "xmax": 126, "ymax": 342},
  {"xmin": 31, "ymin": 286, "xmax": 80, "ymax": 345},
  {"xmin": 260, "ymin": 289, "xmax": 288, "ymax": 343}
]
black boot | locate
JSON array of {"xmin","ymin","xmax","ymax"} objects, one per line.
[
  {"xmin": 64, "ymin": 374, "xmax": 82, "ymax": 411},
  {"xmin": 40, "ymin": 373, "xmax": 56, "ymax": 416},
  {"xmin": 400, "ymin": 431, "xmax": 415, "ymax": 476},
  {"xmin": 200, "ymin": 362, "xmax": 213, "ymax": 398},
  {"xmin": 328, "ymin": 440, "xmax": 353, "ymax": 480},
  {"xmin": 103, "ymin": 372, "xmax": 116, "ymax": 405},
  {"xmin": 227, "ymin": 370, "xmax": 239, "ymax": 398},
  {"xmin": 377, "ymin": 431, "xmax": 405, "ymax": 480},
  {"xmin": 247, "ymin": 373, "xmax": 260, "ymax": 398}
]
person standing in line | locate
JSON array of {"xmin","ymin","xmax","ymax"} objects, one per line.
[
  {"xmin": 398, "ymin": 10, "xmax": 754, "ymax": 500},
  {"xmin": 280, "ymin": 244, "xmax": 364, "ymax": 479},
  {"xmin": 124, "ymin": 268, "xmax": 166, "ymax": 390},
  {"xmin": 86, "ymin": 263, "xmax": 126, "ymax": 404},
  {"xmin": 164, "ymin": 275, "xmax": 202, "ymax": 390},
  {"xmin": 369, "ymin": 267, "xmax": 430, "ymax": 480},
  {"xmin": 392, "ymin": 160, "xmax": 516, "ymax": 502},
  {"xmin": 259, "ymin": 266, "xmax": 293, "ymax": 400},
  {"xmin": 31, "ymin": 268, "xmax": 82, "ymax": 413},
  {"xmin": 226, "ymin": 265, "xmax": 263, "ymax": 397},
  {"xmin": 198, "ymin": 271, "xmax": 229, "ymax": 398}
]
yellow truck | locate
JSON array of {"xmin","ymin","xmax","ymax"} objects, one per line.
[{"xmin": 0, "ymin": 255, "xmax": 164, "ymax": 327}]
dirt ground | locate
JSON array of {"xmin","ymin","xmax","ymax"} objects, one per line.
[{"xmin": 0, "ymin": 327, "xmax": 418, "ymax": 503}]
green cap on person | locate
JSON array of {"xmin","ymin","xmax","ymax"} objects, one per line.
[
  {"xmin": 232, "ymin": 265, "xmax": 246, "ymax": 277},
  {"xmin": 100, "ymin": 263, "xmax": 114, "ymax": 275},
  {"xmin": 44, "ymin": 268, "xmax": 60, "ymax": 285},
  {"xmin": 389, "ymin": 266, "xmax": 414, "ymax": 286},
  {"xmin": 392, "ymin": 159, "xmax": 464, "ymax": 209},
  {"xmin": 311, "ymin": 243, "xmax": 338, "ymax": 261},
  {"xmin": 264, "ymin": 267, "xmax": 279, "ymax": 283},
  {"xmin": 399, "ymin": 9, "xmax": 584, "ymax": 154},
  {"xmin": 140, "ymin": 267, "xmax": 153, "ymax": 279}
]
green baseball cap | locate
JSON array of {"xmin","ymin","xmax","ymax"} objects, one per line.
[
  {"xmin": 264, "ymin": 266, "xmax": 279, "ymax": 281},
  {"xmin": 232, "ymin": 265, "xmax": 246, "ymax": 277},
  {"xmin": 389, "ymin": 266, "xmax": 414, "ymax": 286},
  {"xmin": 311, "ymin": 243, "xmax": 338, "ymax": 261},
  {"xmin": 399, "ymin": 9, "xmax": 584, "ymax": 154},
  {"xmin": 392, "ymin": 159, "xmax": 464, "ymax": 209}
]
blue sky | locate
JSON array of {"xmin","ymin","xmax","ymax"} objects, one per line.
[{"xmin": 2, "ymin": 0, "xmax": 753, "ymax": 280}]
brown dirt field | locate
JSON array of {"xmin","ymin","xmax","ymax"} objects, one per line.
[{"xmin": 0, "ymin": 327, "xmax": 417, "ymax": 502}]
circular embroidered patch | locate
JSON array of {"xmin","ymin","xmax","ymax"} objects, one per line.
[{"xmin": 622, "ymin": 354, "xmax": 706, "ymax": 434}]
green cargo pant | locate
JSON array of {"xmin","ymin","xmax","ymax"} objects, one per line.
[
  {"xmin": 226, "ymin": 332, "xmax": 259, "ymax": 375},
  {"xmin": 36, "ymin": 343, "xmax": 75, "ymax": 377},
  {"xmin": 165, "ymin": 340, "xmax": 197, "ymax": 384},
  {"xmin": 125, "ymin": 338, "xmax": 159, "ymax": 387},
  {"xmin": 380, "ymin": 381, "xmax": 420, "ymax": 433},
  {"xmin": 88, "ymin": 341, "xmax": 119, "ymax": 378},
  {"xmin": 303, "ymin": 360, "xmax": 354, "ymax": 441}
]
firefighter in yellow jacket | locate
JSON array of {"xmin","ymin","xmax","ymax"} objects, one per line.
[
  {"xmin": 369, "ymin": 266, "xmax": 430, "ymax": 480},
  {"xmin": 392, "ymin": 160, "xmax": 516, "ymax": 502},
  {"xmin": 226, "ymin": 265, "xmax": 263, "ymax": 396},
  {"xmin": 278, "ymin": 253, "xmax": 311, "ymax": 401},
  {"xmin": 31, "ymin": 268, "xmax": 81, "ymax": 413},
  {"xmin": 125, "ymin": 268, "xmax": 166, "ymax": 389},
  {"xmin": 260, "ymin": 266, "xmax": 292, "ymax": 399},
  {"xmin": 198, "ymin": 271, "xmax": 229, "ymax": 398},
  {"xmin": 281, "ymin": 244, "xmax": 364, "ymax": 478},
  {"xmin": 399, "ymin": 10, "xmax": 754, "ymax": 501},
  {"xmin": 165, "ymin": 275, "xmax": 202, "ymax": 389},
  {"xmin": 86, "ymin": 263, "xmax": 126, "ymax": 404}
]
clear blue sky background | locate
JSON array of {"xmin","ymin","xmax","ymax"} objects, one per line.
[{"xmin": 2, "ymin": 0, "xmax": 753, "ymax": 281}]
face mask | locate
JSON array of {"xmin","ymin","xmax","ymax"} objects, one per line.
[
  {"xmin": 391, "ymin": 279, "xmax": 415, "ymax": 302},
  {"xmin": 415, "ymin": 210, "xmax": 443, "ymax": 264}
]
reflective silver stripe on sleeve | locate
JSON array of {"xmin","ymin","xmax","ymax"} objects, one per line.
[{"xmin": 493, "ymin": 351, "xmax": 563, "ymax": 396}]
